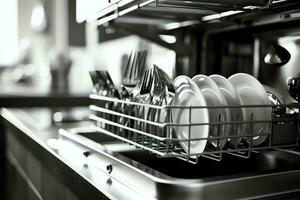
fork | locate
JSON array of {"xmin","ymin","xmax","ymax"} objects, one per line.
[
  {"xmin": 137, "ymin": 66, "xmax": 169, "ymax": 133},
  {"xmin": 146, "ymin": 66, "xmax": 174, "ymax": 135},
  {"xmin": 122, "ymin": 50, "xmax": 148, "ymax": 95},
  {"xmin": 119, "ymin": 51, "xmax": 147, "ymax": 135}
]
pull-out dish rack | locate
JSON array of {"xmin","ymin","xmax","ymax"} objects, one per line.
[{"xmin": 89, "ymin": 93, "xmax": 300, "ymax": 164}]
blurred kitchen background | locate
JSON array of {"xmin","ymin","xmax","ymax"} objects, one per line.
[{"xmin": 0, "ymin": 0, "xmax": 175, "ymax": 96}]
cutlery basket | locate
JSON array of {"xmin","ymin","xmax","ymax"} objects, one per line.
[{"xmin": 89, "ymin": 93, "xmax": 300, "ymax": 164}]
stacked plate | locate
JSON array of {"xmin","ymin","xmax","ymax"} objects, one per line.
[{"xmin": 171, "ymin": 73, "xmax": 272, "ymax": 156}]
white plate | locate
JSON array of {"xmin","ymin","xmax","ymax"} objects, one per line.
[
  {"xmin": 192, "ymin": 74, "xmax": 229, "ymax": 148},
  {"xmin": 171, "ymin": 75, "xmax": 209, "ymax": 155},
  {"xmin": 210, "ymin": 74, "xmax": 244, "ymax": 147},
  {"xmin": 229, "ymin": 73, "xmax": 271, "ymax": 146}
]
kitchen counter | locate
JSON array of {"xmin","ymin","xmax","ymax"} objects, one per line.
[
  {"xmin": 0, "ymin": 83, "xmax": 91, "ymax": 107},
  {"xmin": 1, "ymin": 108, "xmax": 145, "ymax": 200}
]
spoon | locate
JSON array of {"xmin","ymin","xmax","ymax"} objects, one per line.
[
  {"xmin": 264, "ymin": 44, "xmax": 291, "ymax": 67},
  {"xmin": 287, "ymin": 77, "xmax": 300, "ymax": 102}
]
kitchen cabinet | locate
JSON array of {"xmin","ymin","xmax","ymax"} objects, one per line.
[{"xmin": 5, "ymin": 127, "xmax": 80, "ymax": 200}]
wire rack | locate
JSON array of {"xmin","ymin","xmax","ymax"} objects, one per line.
[{"xmin": 89, "ymin": 93, "xmax": 300, "ymax": 164}]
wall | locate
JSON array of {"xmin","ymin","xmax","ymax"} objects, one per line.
[{"xmin": 0, "ymin": 0, "xmax": 18, "ymax": 66}]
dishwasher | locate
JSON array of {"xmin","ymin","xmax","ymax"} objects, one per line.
[{"xmin": 57, "ymin": 0, "xmax": 300, "ymax": 199}]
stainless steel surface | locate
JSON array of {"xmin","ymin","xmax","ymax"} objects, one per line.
[
  {"xmin": 89, "ymin": 93, "xmax": 300, "ymax": 164},
  {"xmin": 58, "ymin": 126, "xmax": 300, "ymax": 200},
  {"xmin": 259, "ymin": 35, "xmax": 300, "ymax": 104}
]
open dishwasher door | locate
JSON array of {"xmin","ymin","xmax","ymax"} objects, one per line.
[{"xmin": 56, "ymin": 127, "xmax": 300, "ymax": 200}]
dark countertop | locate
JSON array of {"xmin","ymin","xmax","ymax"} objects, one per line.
[
  {"xmin": 1, "ymin": 108, "xmax": 145, "ymax": 200},
  {"xmin": 0, "ymin": 83, "xmax": 91, "ymax": 107}
]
